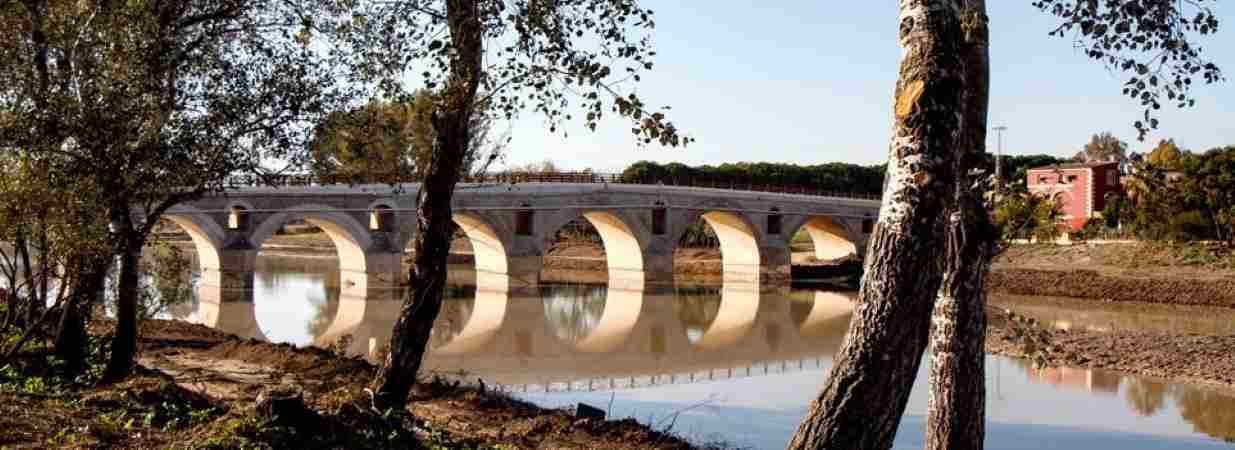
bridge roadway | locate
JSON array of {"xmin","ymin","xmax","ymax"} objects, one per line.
[
  {"xmin": 196, "ymin": 270, "xmax": 858, "ymax": 391},
  {"xmin": 167, "ymin": 182, "xmax": 882, "ymax": 295}
]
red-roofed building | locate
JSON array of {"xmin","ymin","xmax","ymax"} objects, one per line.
[{"xmin": 1026, "ymin": 161, "xmax": 1122, "ymax": 232}]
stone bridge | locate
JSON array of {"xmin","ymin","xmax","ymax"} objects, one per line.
[{"xmin": 166, "ymin": 182, "xmax": 881, "ymax": 295}]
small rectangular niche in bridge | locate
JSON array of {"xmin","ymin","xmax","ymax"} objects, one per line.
[{"xmin": 516, "ymin": 204, "xmax": 534, "ymax": 236}]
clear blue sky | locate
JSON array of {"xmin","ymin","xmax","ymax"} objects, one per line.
[{"xmin": 498, "ymin": 2, "xmax": 1234, "ymax": 172}]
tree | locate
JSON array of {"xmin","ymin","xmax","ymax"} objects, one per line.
[
  {"xmin": 791, "ymin": 0, "xmax": 1222, "ymax": 447},
  {"xmin": 1146, "ymin": 139, "xmax": 1185, "ymax": 170},
  {"xmin": 1, "ymin": 0, "xmax": 343, "ymax": 380},
  {"xmin": 1186, "ymin": 146, "xmax": 1235, "ymax": 244},
  {"xmin": 787, "ymin": 1, "xmax": 967, "ymax": 447},
  {"xmin": 352, "ymin": 0, "xmax": 690, "ymax": 409},
  {"xmin": 1074, "ymin": 132, "xmax": 1129, "ymax": 164},
  {"xmin": 1035, "ymin": 0, "xmax": 1224, "ymax": 139},
  {"xmin": 925, "ymin": 1, "xmax": 992, "ymax": 448},
  {"xmin": 309, "ymin": 90, "xmax": 497, "ymax": 183}
]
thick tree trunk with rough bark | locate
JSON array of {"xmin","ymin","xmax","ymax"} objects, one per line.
[
  {"xmin": 371, "ymin": 0, "xmax": 484, "ymax": 410},
  {"xmin": 103, "ymin": 209, "xmax": 142, "ymax": 381},
  {"xmin": 787, "ymin": 2, "xmax": 967, "ymax": 449},
  {"xmin": 924, "ymin": 1, "xmax": 992, "ymax": 449}
]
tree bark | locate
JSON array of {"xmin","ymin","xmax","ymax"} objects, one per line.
[
  {"xmin": 371, "ymin": 0, "xmax": 484, "ymax": 410},
  {"xmin": 103, "ymin": 208, "xmax": 142, "ymax": 382},
  {"xmin": 787, "ymin": 2, "xmax": 967, "ymax": 449},
  {"xmin": 55, "ymin": 255, "xmax": 108, "ymax": 377},
  {"xmin": 924, "ymin": 2, "xmax": 991, "ymax": 449}
]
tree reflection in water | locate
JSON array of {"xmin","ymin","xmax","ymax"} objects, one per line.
[
  {"xmin": 305, "ymin": 283, "xmax": 341, "ymax": 339},
  {"xmin": 429, "ymin": 285, "xmax": 477, "ymax": 349},
  {"xmin": 673, "ymin": 285, "xmax": 722, "ymax": 344},
  {"xmin": 1125, "ymin": 378, "xmax": 1168, "ymax": 417},
  {"xmin": 1173, "ymin": 385, "xmax": 1235, "ymax": 442},
  {"xmin": 541, "ymin": 284, "xmax": 607, "ymax": 343}
]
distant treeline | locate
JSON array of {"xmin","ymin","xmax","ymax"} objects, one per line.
[
  {"xmin": 616, "ymin": 155, "xmax": 1070, "ymax": 196},
  {"xmin": 619, "ymin": 161, "xmax": 888, "ymax": 195}
]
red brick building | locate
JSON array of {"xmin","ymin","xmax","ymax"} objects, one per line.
[{"xmin": 1026, "ymin": 161, "xmax": 1122, "ymax": 232}]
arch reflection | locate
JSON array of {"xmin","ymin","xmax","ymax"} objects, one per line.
[
  {"xmin": 788, "ymin": 290, "xmax": 856, "ymax": 338},
  {"xmin": 675, "ymin": 275, "xmax": 761, "ymax": 350},
  {"xmin": 434, "ymin": 277, "xmax": 509, "ymax": 355},
  {"xmin": 540, "ymin": 282, "xmax": 645, "ymax": 353}
]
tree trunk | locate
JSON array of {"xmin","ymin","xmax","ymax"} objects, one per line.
[
  {"xmin": 924, "ymin": 2, "xmax": 991, "ymax": 449},
  {"xmin": 15, "ymin": 231, "xmax": 38, "ymax": 326},
  {"xmin": 787, "ymin": 2, "xmax": 967, "ymax": 449},
  {"xmin": 55, "ymin": 255, "xmax": 108, "ymax": 377},
  {"xmin": 103, "ymin": 212, "xmax": 142, "ymax": 382},
  {"xmin": 371, "ymin": 0, "xmax": 484, "ymax": 410}
]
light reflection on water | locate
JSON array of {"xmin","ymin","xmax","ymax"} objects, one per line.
[{"xmin": 172, "ymin": 254, "xmax": 1235, "ymax": 450}]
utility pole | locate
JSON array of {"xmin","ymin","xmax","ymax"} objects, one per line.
[{"xmin": 993, "ymin": 125, "xmax": 1008, "ymax": 192}]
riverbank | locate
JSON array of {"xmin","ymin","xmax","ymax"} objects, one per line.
[
  {"xmin": 0, "ymin": 320, "xmax": 705, "ymax": 449},
  {"xmin": 985, "ymin": 243, "xmax": 1235, "ymax": 392},
  {"xmin": 990, "ymin": 242, "xmax": 1235, "ymax": 306},
  {"xmin": 986, "ymin": 303, "xmax": 1235, "ymax": 392}
]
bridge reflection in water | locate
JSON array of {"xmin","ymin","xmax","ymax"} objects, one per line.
[
  {"xmin": 184, "ymin": 258, "xmax": 1235, "ymax": 446},
  {"xmin": 190, "ymin": 264, "xmax": 858, "ymax": 393}
]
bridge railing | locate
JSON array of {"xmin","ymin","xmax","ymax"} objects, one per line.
[
  {"xmin": 421, "ymin": 357, "xmax": 828, "ymax": 395},
  {"xmin": 224, "ymin": 171, "xmax": 882, "ymax": 200}
]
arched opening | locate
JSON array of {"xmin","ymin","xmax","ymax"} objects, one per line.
[
  {"xmin": 369, "ymin": 204, "xmax": 395, "ymax": 232},
  {"xmin": 792, "ymin": 216, "xmax": 858, "ymax": 264},
  {"xmin": 159, "ymin": 215, "xmax": 223, "ymax": 272},
  {"xmin": 538, "ymin": 211, "xmax": 645, "ymax": 352},
  {"xmin": 452, "ymin": 213, "xmax": 508, "ymax": 276},
  {"xmin": 542, "ymin": 211, "xmax": 645, "ymax": 284},
  {"xmin": 675, "ymin": 211, "xmax": 761, "ymax": 282},
  {"xmin": 152, "ymin": 213, "xmax": 224, "ymax": 325},
  {"xmin": 244, "ymin": 206, "xmax": 372, "ymax": 346}
]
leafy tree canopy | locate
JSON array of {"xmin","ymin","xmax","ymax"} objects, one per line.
[
  {"xmin": 1034, "ymin": 0, "xmax": 1224, "ymax": 139},
  {"xmin": 1146, "ymin": 138, "xmax": 1186, "ymax": 170},
  {"xmin": 1074, "ymin": 132, "xmax": 1129, "ymax": 163},
  {"xmin": 308, "ymin": 90, "xmax": 498, "ymax": 182}
]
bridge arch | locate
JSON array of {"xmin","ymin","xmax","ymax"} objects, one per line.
[
  {"xmin": 672, "ymin": 204, "xmax": 763, "ymax": 279},
  {"xmin": 451, "ymin": 212, "xmax": 510, "ymax": 276},
  {"xmin": 249, "ymin": 204, "xmax": 373, "ymax": 274},
  {"xmin": 541, "ymin": 209, "xmax": 647, "ymax": 283},
  {"xmin": 163, "ymin": 205, "xmax": 227, "ymax": 271},
  {"xmin": 790, "ymin": 216, "xmax": 859, "ymax": 262}
]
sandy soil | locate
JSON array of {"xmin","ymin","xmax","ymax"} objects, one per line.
[{"xmin": 135, "ymin": 320, "xmax": 700, "ymax": 450}]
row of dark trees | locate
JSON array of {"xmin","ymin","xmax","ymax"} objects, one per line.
[{"xmin": 619, "ymin": 161, "xmax": 887, "ymax": 195}]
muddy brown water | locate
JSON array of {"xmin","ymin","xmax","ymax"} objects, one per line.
[{"xmin": 161, "ymin": 252, "xmax": 1235, "ymax": 449}]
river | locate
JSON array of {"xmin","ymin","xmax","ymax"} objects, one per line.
[{"xmin": 166, "ymin": 252, "xmax": 1235, "ymax": 449}]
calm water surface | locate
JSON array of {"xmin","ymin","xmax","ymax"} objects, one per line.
[{"xmin": 172, "ymin": 253, "xmax": 1235, "ymax": 450}]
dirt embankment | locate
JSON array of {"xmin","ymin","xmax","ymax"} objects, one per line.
[
  {"xmin": 2, "ymin": 319, "xmax": 704, "ymax": 449},
  {"xmin": 989, "ymin": 269, "xmax": 1235, "ymax": 308},
  {"xmin": 990, "ymin": 243, "xmax": 1235, "ymax": 305},
  {"xmin": 136, "ymin": 320, "xmax": 700, "ymax": 450}
]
